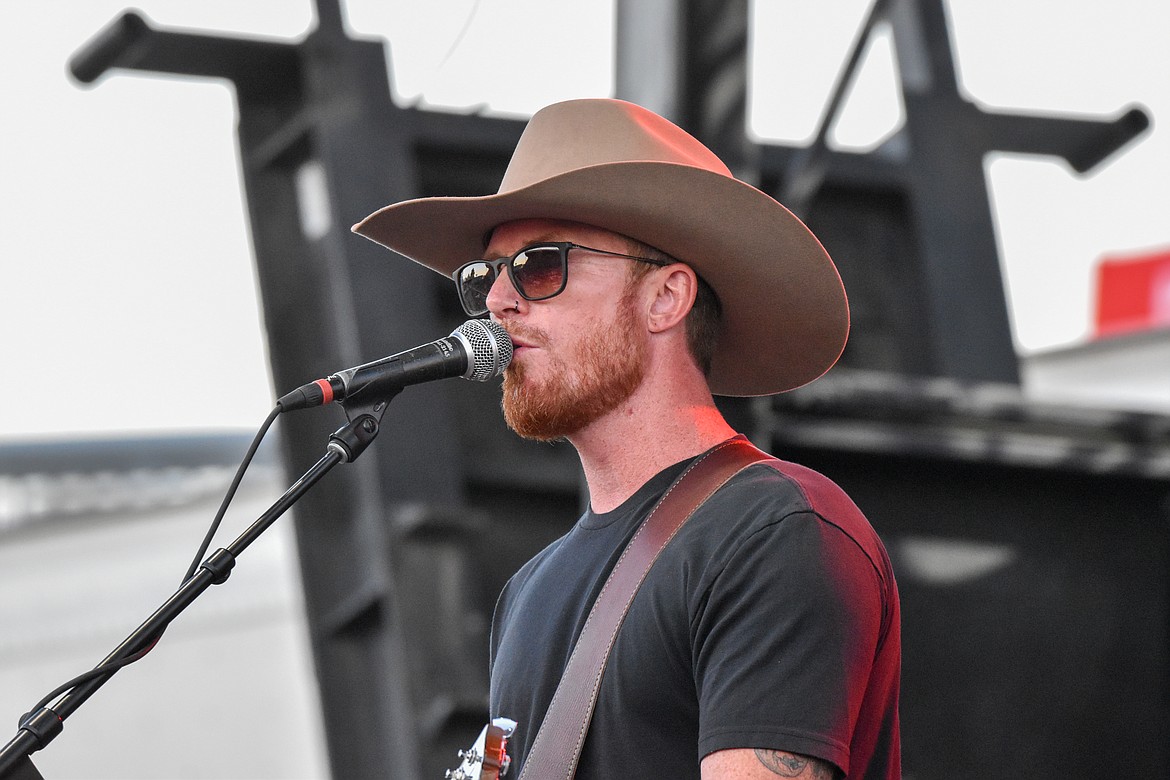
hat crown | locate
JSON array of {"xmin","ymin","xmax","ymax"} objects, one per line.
[{"xmin": 498, "ymin": 99, "xmax": 732, "ymax": 194}]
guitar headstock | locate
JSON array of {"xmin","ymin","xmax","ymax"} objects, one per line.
[{"xmin": 444, "ymin": 717, "xmax": 517, "ymax": 780}]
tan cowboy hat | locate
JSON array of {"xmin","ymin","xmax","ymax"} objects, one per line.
[{"xmin": 352, "ymin": 98, "xmax": 848, "ymax": 396}]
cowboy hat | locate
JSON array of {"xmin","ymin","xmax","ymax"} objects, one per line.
[{"xmin": 352, "ymin": 98, "xmax": 848, "ymax": 396}]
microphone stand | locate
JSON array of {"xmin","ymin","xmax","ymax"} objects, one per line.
[{"xmin": 0, "ymin": 400, "xmax": 390, "ymax": 779}]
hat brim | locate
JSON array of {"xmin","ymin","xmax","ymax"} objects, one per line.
[{"xmin": 353, "ymin": 160, "xmax": 848, "ymax": 397}]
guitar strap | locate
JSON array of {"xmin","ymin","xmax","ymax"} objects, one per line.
[{"xmin": 517, "ymin": 436, "xmax": 774, "ymax": 780}]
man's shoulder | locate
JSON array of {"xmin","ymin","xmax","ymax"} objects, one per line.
[
  {"xmin": 707, "ymin": 457, "xmax": 862, "ymax": 524},
  {"xmin": 690, "ymin": 458, "xmax": 892, "ymax": 579}
]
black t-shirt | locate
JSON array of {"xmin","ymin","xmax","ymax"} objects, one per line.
[{"xmin": 489, "ymin": 437, "xmax": 900, "ymax": 778}]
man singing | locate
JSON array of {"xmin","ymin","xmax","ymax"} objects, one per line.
[{"xmin": 354, "ymin": 98, "xmax": 900, "ymax": 779}]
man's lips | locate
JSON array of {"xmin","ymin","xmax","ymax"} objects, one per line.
[
  {"xmin": 510, "ymin": 342, "xmax": 536, "ymax": 365},
  {"xmin": 501, "ymin": 324, "xmax": 542, "ymax": 352}
]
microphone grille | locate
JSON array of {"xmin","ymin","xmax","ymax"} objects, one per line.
[{"xmin": 453, "ymin": 319, "xmax": 514, "ymax": 382}]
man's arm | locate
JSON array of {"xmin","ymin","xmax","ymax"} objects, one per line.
[{"xmin": 701, "ymin": 748, "xmax": 841, "ymax": 779}]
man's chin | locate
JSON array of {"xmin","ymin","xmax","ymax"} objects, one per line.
[{"xmin": 501, "ymin": 377, "xmax": 583, "ymax": 442}]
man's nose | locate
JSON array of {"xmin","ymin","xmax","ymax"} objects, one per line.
[{"xmin": 485, "ymin": 265, "xmax": 526, "ymax": 316}]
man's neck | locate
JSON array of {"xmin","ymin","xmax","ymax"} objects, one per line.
[{"xmin": 568, "ymin": 384, "xmax": 737, "ymax": 514}]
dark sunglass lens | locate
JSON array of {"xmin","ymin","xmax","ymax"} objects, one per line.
[
  {"xmin": 512, "ymin": 247, "xmax": 565, "ymax": 299},
  {"xmin": 458, "ymin": 262, "xmax": 495, "ymax": 313}
]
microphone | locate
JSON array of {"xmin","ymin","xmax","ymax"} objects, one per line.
[{"xmin": 277, "ymin": 319, "xmax": 513, "ymax": 412}]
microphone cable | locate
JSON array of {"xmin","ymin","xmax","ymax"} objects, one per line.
[
  {"xmin": 182, "ymin": 404, "xmax": 281, "ymax": 583},
  {"xmin": 18, "ymin": 404, "xmax": 284, "ymax": 724}
]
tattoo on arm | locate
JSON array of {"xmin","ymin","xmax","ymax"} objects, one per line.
[{"xmin": 753, "ymin": 749, "xmax": 836, "ymax": 779}]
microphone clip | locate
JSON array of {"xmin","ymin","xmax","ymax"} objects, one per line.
[
  {"xmin": 328, "ymin": 387, "xmax": 396, "ymax": 463},
  {"xmin": 328, "ymin": 413, "xmax": 382, "ymax": 463}
]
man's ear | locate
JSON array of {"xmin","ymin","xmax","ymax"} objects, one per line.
[{"xmin": 647, "ymin": 265, "xmax": 698, "ymax": 334}]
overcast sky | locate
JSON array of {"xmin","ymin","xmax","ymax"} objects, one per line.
[{"xmin": 1, "ymin": 0, "xmax": 1166, "ymax": 440}]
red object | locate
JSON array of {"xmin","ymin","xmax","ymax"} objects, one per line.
[
  {"xmin": 314, "ymin": 378, "xmax": 334, "ymax": 405},
  {"xmin": 1094, "ymin": 248, "xmax": 1170, "ymax": 337}
]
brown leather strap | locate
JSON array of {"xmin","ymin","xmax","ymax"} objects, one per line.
[{"xmin": 518, "ymin": 437, "xmax": 773, "ymax": 779}]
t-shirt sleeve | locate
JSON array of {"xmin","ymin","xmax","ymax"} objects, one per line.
[{"xmin": 692, "ymin": 509, "xmax": 885, "ymax": 775}]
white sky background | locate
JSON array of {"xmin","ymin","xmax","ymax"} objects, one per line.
[{"xmin": 0, "ymin": 0, "xmax": 1166, "ymax": 441}]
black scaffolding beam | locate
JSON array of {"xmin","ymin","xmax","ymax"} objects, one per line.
[{"xmin": 66, "ymin": 1, "xmax": 1158, "ymax": 777}]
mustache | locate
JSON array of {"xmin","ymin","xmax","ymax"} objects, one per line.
[{"xmin": 499, "ymin": 319, "xmax": 548, "ymax": 349}]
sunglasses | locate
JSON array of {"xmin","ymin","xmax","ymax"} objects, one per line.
[{"xmin": 452, "ymin": 241, "xmax": 671, "ymax": 316}]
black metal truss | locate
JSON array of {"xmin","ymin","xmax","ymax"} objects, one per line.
[{"xmin": 66, "ymin": 1, "xmax": 1159, "ymax": 776}]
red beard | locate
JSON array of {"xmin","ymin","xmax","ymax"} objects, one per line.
[{"xmin": 501, "ymin": 292, "xmax": 646, "ymax": 441}]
